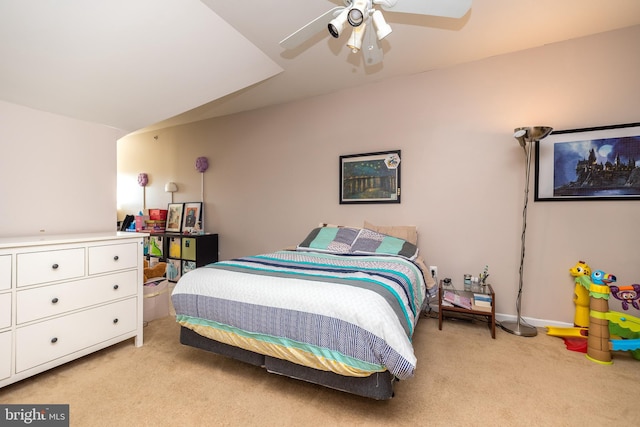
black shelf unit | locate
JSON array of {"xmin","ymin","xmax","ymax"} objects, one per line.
[{"xmin": 145, "ymin": 233, "xmax": 219, "ymax": 282}]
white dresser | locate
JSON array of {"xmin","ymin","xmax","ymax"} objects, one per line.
[{"xmin": 0, "ymin": 232, "xmax": 147, "ymax": 388}]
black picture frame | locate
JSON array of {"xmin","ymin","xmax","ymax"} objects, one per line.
[
  {"xmin": 182, "ymin": 202, "xmax": 203, "ymax": 233},
  {"xmin": 166, "ymin": 203, "xmax": 184, "ymax": 232},
  {"xmin": 535, "ymin": 122, "xmax": 640, "ymax": 201},
  {"xmin": 339, "ymin": 150, "xmax": 401, "ymax": 204}
]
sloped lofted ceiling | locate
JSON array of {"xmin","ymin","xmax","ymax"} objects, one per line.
[
  {"xmin": 0, "ymin": 0, "xmax": 282, "ymax": 132},
  {"xmin": 1, "ymin": 0, "xmax": 640, "ymax": 134}
]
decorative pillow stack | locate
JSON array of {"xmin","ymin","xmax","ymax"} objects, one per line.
[
  {"xmin": 297, "ymin": 226, "xmax": 360, "ymax": 254},
  {"xmin": 298, "ymin": 226, "xmax": 419, "ymax": 260},
  {"xmin": 363, "ymin": 220, "xmax": 418, "ymax": 245},
  {"xmin": 298, "ymin": 221, "xmax": 436, "ymax": 289},
  {"xmin": 350, "ymin": 228, "xmax": 419, "ymax": 259}
]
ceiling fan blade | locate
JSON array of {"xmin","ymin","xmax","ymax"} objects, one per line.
[
  {"xmin": 362, "ymin": 22, "xmax": 383, "ymax": 66},
  {"xmin": 376, "ymin": 0, "xmax": 472, "ymax": 19},
  {"xmin": 280, "ymin": 6, "xmax": 343, "ymax": 50}
]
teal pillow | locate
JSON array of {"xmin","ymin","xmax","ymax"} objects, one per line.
[
  {"xmin": 350, "ymin": 228, "xmax": 419, "ymax": 259},
  {"xmin": 297, "ymin": 227, "xmax": 360, "ymax": 253}
]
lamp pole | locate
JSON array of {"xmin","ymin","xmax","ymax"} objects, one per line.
[
  {"xmin": 501, "ymin": 126, "xmax": 552, "ymax": 337},
  {"xmin": 501, "ymin": 134, "xmax": 537, "ymax": 336}
]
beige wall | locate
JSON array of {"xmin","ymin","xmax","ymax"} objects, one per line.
[
  {"xmin": 117, "ymin": 25, "xmax": 640, "ymax": 325},
  {"xmin": 0, "ymin": 100, "xmax": 125, "ymax": 236}
]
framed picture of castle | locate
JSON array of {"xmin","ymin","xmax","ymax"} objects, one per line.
[{"xmin": 535, "ymin": 122, "xmax": 640, "ymax": 201}]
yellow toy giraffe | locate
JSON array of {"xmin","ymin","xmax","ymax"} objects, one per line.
[{"xmin": 569, "ymin": 261, "xmax": 591, "ymax": 327}]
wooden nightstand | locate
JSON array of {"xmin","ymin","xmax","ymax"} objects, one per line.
[{"xmin": 438, "ymin": 281, "xmax": 496, "ymax": 338}]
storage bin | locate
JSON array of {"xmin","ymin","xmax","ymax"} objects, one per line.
[
  {"xmin": 149, "ymin": 209, "xmax": 168, "ymax": 221},
  {"xmin": 143, "ymin": 279, "xmax": 170, "ymax": 322}
]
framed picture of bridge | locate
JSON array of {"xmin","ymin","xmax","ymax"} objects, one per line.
[
  {"xmin": 535, "ymin": 122, "xmax": 640, "ymax": 201},
  {"xmin": 340, "ymin": 150, "xmax": 401, "ymax": 204}
]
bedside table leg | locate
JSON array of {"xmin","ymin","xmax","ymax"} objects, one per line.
[
  {"xmin": 490, "ymin": 315, "xmax": 496, "ymax": 338},
  {"xmin": 438, "ymin": 284, "xmax": 443, "ymax": 330}
]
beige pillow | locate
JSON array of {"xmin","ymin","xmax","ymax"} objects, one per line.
[
  {"xmin": 318, "ymin": 222, "xmax": 360, "ymax": 229},
  {"xmin": 414, "ymin": 255, "xmax": 436, "ymax": 289},
  {"xmin": 363, "ymin": 221, "xmax": 418, "ymax": 245},
  {"xmin": 363, "ymin": 221, "xmax": 435, "ymax": 288}
]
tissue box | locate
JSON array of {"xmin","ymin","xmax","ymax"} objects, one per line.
[
  {"xmin": 143, "ymin": 279, "xmax": 170, "ymax": 322},
  {"xmin": 135, "ymin": 215, "xmax": 149, "ymax": 231}
]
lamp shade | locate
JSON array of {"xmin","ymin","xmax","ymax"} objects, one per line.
[
  {"xmin": 195, "ymin": 157, "xmax": 209, "ymax": 173},
  {"xmin": 372, "ymin": 10, "xmax": 392, "ymax": 40},
  {"xmin": 137, "ymin": 173, "xmax": 148, "ymax": 187},
  {"xmin": 164, "ymin": 182, "xmax": 178, "ymax": 192},
  {"xmin": 328, "ymin": 8, "xmax": 349, "ymax": 38},
  {"xmin": 528, "ymin": 126, "xmax": 553, "ymax": 141},
  {"xmin": 513, "ymin": 128, "xmax": 527, "ymax": 148},
  {"xmin": 347, "ymin": 24, "xmax": 366, "ymax": 53}
]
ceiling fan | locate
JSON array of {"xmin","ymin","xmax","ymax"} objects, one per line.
[{"xmin": 279, "ymin": 0, "xmax": 472, "ymax": 66}]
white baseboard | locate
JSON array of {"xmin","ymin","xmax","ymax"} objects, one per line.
[{"xmin": 426, "ymin": 302, "xmax": 573, "ymax": 329}]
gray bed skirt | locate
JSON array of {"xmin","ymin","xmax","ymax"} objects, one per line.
[{"xmin": 179, "ymin": 326, "xmax": 396, "ymax": 400}]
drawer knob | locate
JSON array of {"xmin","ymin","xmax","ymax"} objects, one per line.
[
  {"xmin": 52, "ymin": 263, "xmax": 59, "ymax": 270},
  {"xmin": 113, "ymin": 318, "xmax": 119, "ymax": 324},
  {"xmin": 51, "ymin": 297, "xmax": 59, "ymax": 304},
  {"xmin": 113, "ymin": 284, "xmax": 119, "ymax": 290},
  {"xmin": 113, "ymin": 255, "xmax": 119, "ymax": 261},
  {"xmin": 51, "ymin": 337, "xmax": 58, "ymax": 344}
]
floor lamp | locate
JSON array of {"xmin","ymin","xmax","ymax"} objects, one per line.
[{"xmin": 500, "ymin": 126, "xmax": 553, "ymax": 337}]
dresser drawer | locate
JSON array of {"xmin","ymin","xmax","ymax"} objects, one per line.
[
  {"xmin": 0, "ymin": 331, "xmax": 11, "ymax": 381},
  {"xmin": 0, "ymin": 255, "xmax": 10, "ymax": 291},
  {"xmin": 17, "ymin": 248, "xmax": 85, "ymax": 287},
  {"xmin": 15, "ymin": 297, "xmax": 137, "ymax": 373},
  {"xmin": 0, "ymin": 293, "xmax": 10, "ymax": 329},
  {"xmin": 16, "ymin": 270, "xmax": 138, "ymax": 324},
  {"xmin": 89, "ymin": 242, "xmax": 138, "ymax": 275}
]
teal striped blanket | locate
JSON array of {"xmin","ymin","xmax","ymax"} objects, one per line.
[{"xmin": 172, "ymin": 250, "xmax": 426, "ymax": 379}]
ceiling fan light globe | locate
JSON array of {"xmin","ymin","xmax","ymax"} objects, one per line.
[
  {"xmin": 347, "ymin": 23, "xmax": 366, "ymax": 53},
  {"xmin": 348, "ymin": 8, "xmax": 364, "ymax": 26},
  {"xmin": 347, "ymin": 0, "xmax": 368, "ymax": 27},
  {"xmin": 328, "ymin": 23, "xmax": 340, "ymax": 38},
  {"xmin": 371, "ymin": 10, "xmax": 392, "ymax": 40},
  {"xmin": 328, "ymin": 9, "xmax": 350, "ymax": 38}
]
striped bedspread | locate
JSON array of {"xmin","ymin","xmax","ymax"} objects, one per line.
[{"xmin": 171, "ymin": 250, "xmax": 426, "ymax": 380}]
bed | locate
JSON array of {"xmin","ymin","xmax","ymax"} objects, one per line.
[{"xmin": 171, "ymin": 224, "xmax": 434, "ymax": 399}]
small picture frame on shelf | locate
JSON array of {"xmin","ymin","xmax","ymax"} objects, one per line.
[
  {"xmin": 166, "ymin": 203, "xmax": 184, "ymax": 233},
  {"xmin": 182, "ymin": 202, "xmax": 203, "ymax": 234}
]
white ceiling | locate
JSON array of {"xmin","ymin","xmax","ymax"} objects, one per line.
[{"xmin": 1, "ymin": 0, "xmax": 640, "ymax": 134}]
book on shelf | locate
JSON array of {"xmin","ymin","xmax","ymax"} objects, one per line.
[
  {"xmin": 443, "ymin": 290, "xmax": 472, "ymax": 310},
  {"xmin": 471, "ymin": 299, "xmax": 492, "ymax": 312},
  {"xmin": 473, "ymin": 293, "xmax": 492, "ymax": 307}
]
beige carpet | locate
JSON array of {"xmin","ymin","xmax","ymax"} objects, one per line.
[{"xmin": 1, "ymin": 313, "xmax": 638, "ymax": 426}]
